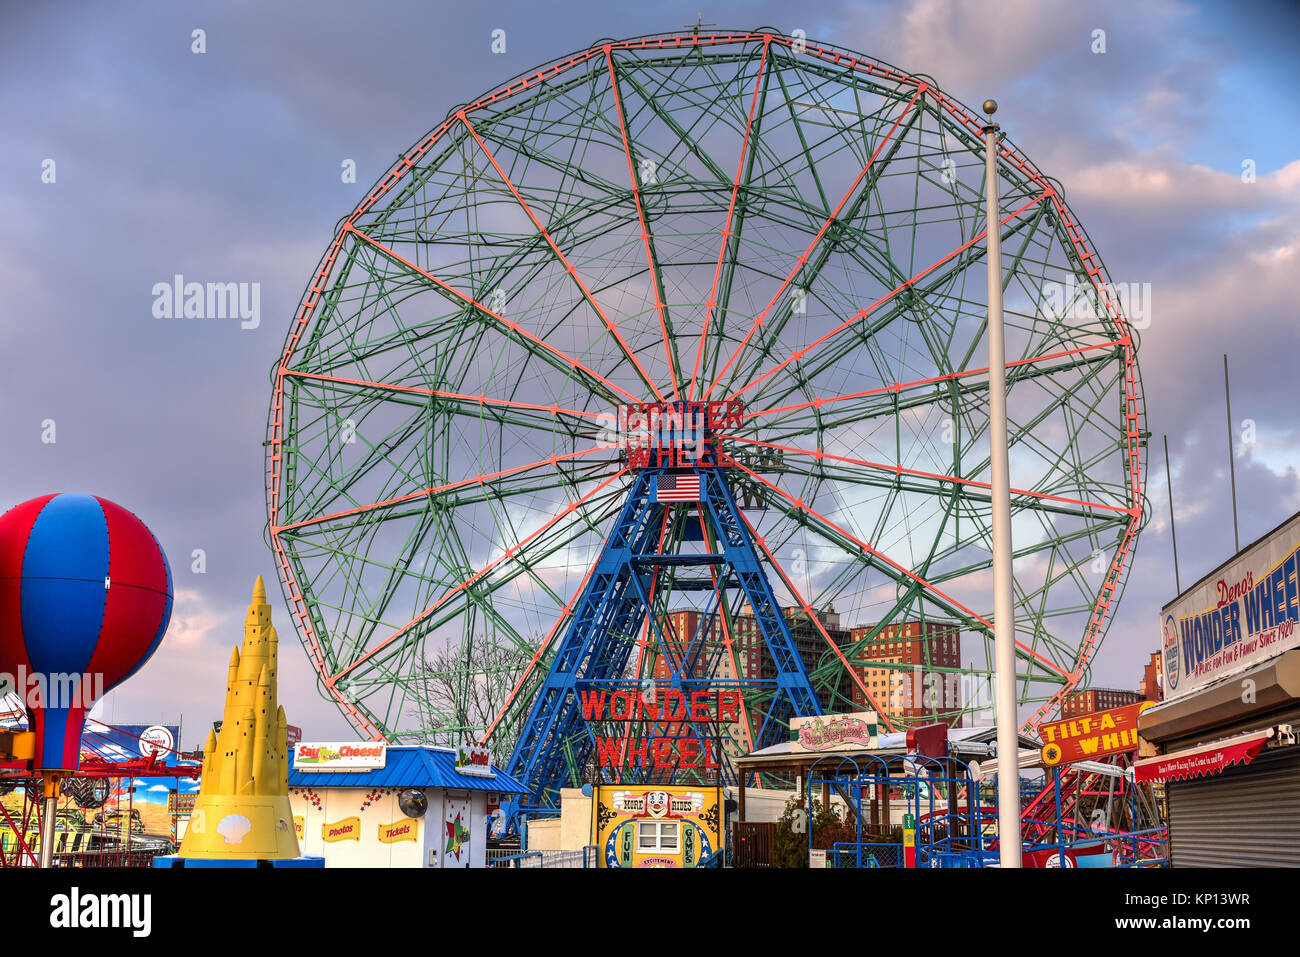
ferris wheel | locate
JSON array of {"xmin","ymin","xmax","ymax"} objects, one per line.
[{"xmin": 265, "ymin": 30, "xmax": 1145, "ymax": 777}]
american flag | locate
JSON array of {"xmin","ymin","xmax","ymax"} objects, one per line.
[{"xmin": 655, "ymin": 473, "xmax": 702, "ymax": 502}]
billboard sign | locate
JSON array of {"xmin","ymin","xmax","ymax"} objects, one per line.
[
  {"xmin": 454, "ymin": 745, "xmax": 494, "ymax": 778},
  {"xmin": 85, "ymin": 722, "xmax": 194, "ymax": 837},
  {"xmin": 1161, "ymin": 513, "xmax": 1300, "ymax": 701},
  {"xmin": 138, "ymin": 725, "xmax": 175, "ymax": 758},
  {"xmin": 789, "ymin": 712, "xmax": 879, "ymax": 753}
]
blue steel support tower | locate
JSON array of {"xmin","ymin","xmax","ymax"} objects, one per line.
[{"xmin": 504, "ymin": 439, "xmax": 822, "ymax": 826}]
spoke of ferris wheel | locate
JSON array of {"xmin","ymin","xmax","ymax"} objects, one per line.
[
  {"xmin": 738, "ymin": 208, "xmax": 1059, "ymax": 415},
  {"xmin": 456, "ymin": 111, "xmax": 666, "ymax": 403},
  {"xmin": 688, "ymin": 35, "xmax": 770, "ymax": 401},
  {"xmin": 735, "ymin": 508, "xmax": 900, "ymax": 732},
  {"xmin": 746, "ymin": 364, "xmax": 1127, "ymax": 513},
  {"xmin": 724, "ymin": 454, "xmax": 1070, "ymax": 680},
  {"xmin": 718, "ymin": 187, "xmax": 1052, "ymax": 405},
  {"xmin": 764, "ymin": 470, "xmax": 1129, "ymax": 627},
  {"xmin": 763, "ymin": 479, "xmax": 1080, "ymax": 683},
  {"xmin": 700, "ymin": 84, "xmax": 923, "ymax": 402},
  {"xmin": 274, "ymin": 443, "xmax": 617, "ymax": 534},
  {"xmin": 759, "ymin": 494, "xmax": 1071, "ymax": 712},
  {"xmin": 740, "ymin": 338, "xmax": 1127, "ymax": 422},
  {"xmin": 281, "ymin": 370, "xmax": 608, "ymax": 425},
  {"xmin": 300, "ymin": 481, "xmax": 617, "ymax": 664},
  {"xmin": 342, "ymin": 224, "xmax": 641, "ymax": 405},
  {"xmin": 329, "ymin": 468, "xmax": 629, "ymax": 686},
  {"xmin": 605, "ymin": 47, "xmax": 681, "ymax": 403},
  {"xmin": 762, "ymin": 469, "xmax": 1115, "ymax": 670},
  {"xmin": 717, "ymin": 434, "xmax": 1135, "ymax": 518}
]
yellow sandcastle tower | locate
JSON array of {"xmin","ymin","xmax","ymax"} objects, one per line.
[{"xmin": 177, "ymin": 576, "xmax": 301, "ymax": 860}]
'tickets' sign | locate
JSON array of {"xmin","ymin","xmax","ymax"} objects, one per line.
[
  {"xmin": 1161, "ymin": 513, "xmax": 1300, "ymax": 701},
  {"xmin": 378, "ymin": 819, "xmax": 420, "ymax": 844},
  {"xmin": 1039, "ymin": 701, "xmax": 1154, "ymax": 766},
  {"xmin": 294, "ymin": 742, "xmax": 387, "ymax": 772}
]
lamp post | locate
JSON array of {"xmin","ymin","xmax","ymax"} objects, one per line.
[{"xmin": 983, "ymin": 98, "xmax": 1022, "ymax": 868}]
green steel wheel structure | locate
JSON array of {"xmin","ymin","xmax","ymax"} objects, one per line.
[{"xmin": 265, "ymin": 29, "xmax": 1147, "ymax": 760}]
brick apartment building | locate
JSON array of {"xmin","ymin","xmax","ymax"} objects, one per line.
[
  {"xmin": 844, "ymin": 620, "xmax": 963, "ymax": 728},
  {"xmin": 1139, "ymin": 650, "xmax": 1163, "ymax": 703},
  {"xmin": 1061, "ymin": 687, "xmax": 1144, "ymax": 717}
]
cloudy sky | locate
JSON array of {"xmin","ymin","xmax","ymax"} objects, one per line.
[{"xmin": 2, "ymin": 0, "xmax": 1297, "ymax": 749}]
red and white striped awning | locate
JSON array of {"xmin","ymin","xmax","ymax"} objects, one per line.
[{"xmin": 1133, "ymin": 728, "xmax": 1277, "ymax": 784}]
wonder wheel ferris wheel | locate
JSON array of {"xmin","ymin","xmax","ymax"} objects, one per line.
[{"xmin": 265, "ymin": 29, "xmax": 1146, "ymax": 799}]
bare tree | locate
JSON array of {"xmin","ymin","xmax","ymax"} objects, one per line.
[{"xmin": 415, "ymin": 634, "xmax": 537, "ymax": 759}]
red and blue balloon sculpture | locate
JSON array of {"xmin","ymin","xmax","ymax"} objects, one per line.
[{"xmin": 0, "ymin": 494, "xmax": 172, "ymax": 771}]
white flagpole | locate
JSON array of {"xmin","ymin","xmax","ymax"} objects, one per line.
[{"xmin": 983, "ymin": 98, "xmax": 1022, "ymax": 868}]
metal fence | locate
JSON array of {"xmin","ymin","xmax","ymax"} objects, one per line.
[
  {"xmin": 732, "ymin": 821, "xmax": 775, "ymax": 867},
  {"xmin": 1, "ymin": 826, "xmax": 174, "ymax": 868},
  {"xmin": 829, "ymin": 841, "xmax": 901, "ymax": 868},
  {"xmin": 487, "ymin": 846, "xmax": 597, "ymax": 868}
]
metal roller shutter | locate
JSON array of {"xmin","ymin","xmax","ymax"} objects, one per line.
[{"xmin": 1169, "ymin": 744, "xmax": 1300, "ymax": 866}]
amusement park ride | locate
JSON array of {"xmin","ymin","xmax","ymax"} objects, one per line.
[
  {"xmin": 0, "ymin": 493, "xmax": 191, "ymax": 868},
  {"xmin": 263, "ymin": 29, "xmax": 1146, "ymax": 828}
]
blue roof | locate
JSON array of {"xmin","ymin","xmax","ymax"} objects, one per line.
[{"xmin": 288, "ymin": 745, "xmax": 529, "ymax": 793}]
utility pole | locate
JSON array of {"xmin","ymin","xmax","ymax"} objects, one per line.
[{"xmin": 1164, "ymin": 434, "xmax": 1182, "ymax": 594}]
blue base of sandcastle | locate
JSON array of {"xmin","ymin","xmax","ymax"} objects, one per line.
[{"xmin": 153, "ymin": 855, "xmax": 325, "ymax": 868}]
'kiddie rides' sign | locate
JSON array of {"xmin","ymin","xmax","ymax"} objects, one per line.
[
  {"xmin": 1161, "ymin": 513, "xmax": 1300, "ymax": 702},
  {"xmin": 789, "ymin": 712, "xmax": 879, "ymax": 753},
  {"xmin": 579, "ymin": 688, "xmax": 741, "ymax": 771}
]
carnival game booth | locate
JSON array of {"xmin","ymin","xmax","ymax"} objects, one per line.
[
  {"xmin": 289, "ymin": 743, "xmax": 527, "ymax": 868},
  {"xmin": 592, "ymin": 784, "xmax": 724, "ymax": 868},
  {"xmin": 1138, "ymin": 510, "xmax": 1300, "ymax": 867}
]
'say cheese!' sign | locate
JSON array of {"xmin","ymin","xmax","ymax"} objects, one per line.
[
  {"xmin": 1161, "ymin": 513, "xmax": 1300, "ymax": 701},
  {"xmin": 294, "ymin": 742, "xmax": 387, "ymax": 771}
]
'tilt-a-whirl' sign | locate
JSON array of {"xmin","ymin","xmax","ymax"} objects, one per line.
[{"xmin": 1039, "ymin": 701, "xmax": 1153, "ymax": 766}]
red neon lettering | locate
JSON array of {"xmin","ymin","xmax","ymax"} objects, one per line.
[
  {"xmin": 690, "ymin": 692, "xmax": 710, "ymax": 721},
  {"xmin": 703, "ymin": 739, "xmax": 720, "ymax": 771},
  {"xmin": 718, "ymin": 690, "xmax": 740, "ymax": 723},
  {"xmin": 580, "ymin": 690, "xmax": 607, "ymax": 720},
  {"xmin": 679, "ymin": 739, "xmax": 700, "ymax": 769},
  {"xmin": 596, "ymin": 736, "xmax": 625, "ymax": 767},
  {"xmin": 652, "ymin": 740, "xmax": 675, "ymax": 768},
  {"xmin": 637, "ymin": 694, "xmax": 663, "ymax": 721}
]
